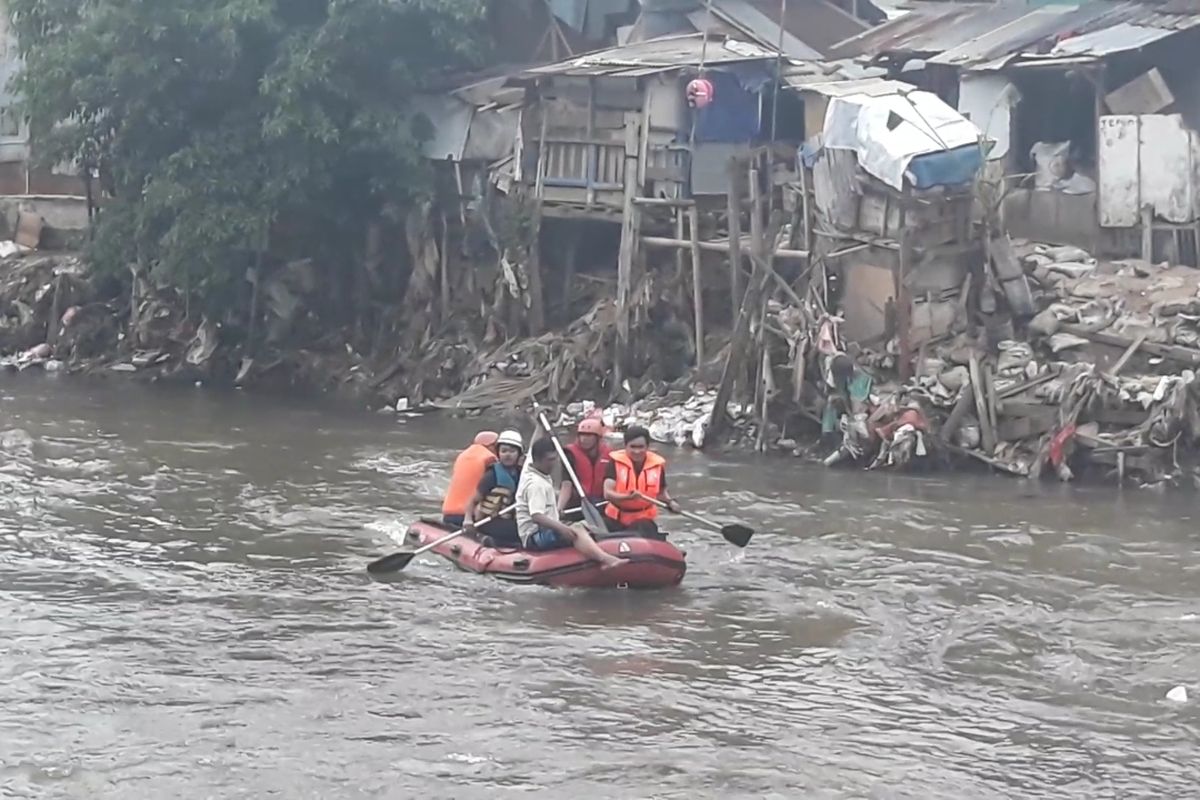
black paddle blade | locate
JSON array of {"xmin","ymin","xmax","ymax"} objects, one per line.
[
  {"xmin": 366, "ymin": 550, "xmax": 416, "ymax": 575},
  {"xmin": 581, "ymin": 499, "xmax": 608, "ymax": 532},
  {"xmin": 721, "ymin": 524, "xmax": 754, "ymax": 548}
]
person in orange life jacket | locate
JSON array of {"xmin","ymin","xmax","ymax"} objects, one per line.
[
  {"xmin": 463, "ymin": 430, "xmax": 524, "ymax": 547},
  {"xmin": 517, "ymin": 437, "xmax": 624, "ymax": 570},
  {"xmin": 557, "ymin": 415, "xmax": 612, "ymax": 519},
  {"xmin": 441, "ymin": 431, "xmax": 498, "ymax": 527},
  {"xmin": 602, "ymin": 425, "xmax": 681, "ymax": 535}
]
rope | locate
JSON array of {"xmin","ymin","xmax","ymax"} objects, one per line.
[
  {"xmin": 697, "ymin": 0, "xmax": 714, "ymax": 74},
  {"xmin": 767, "ymin": 0, "xmax": 788, "ymax": 219},
  {"xmin": 685, "ymin": 0, "xmax": 715, "ymax": 221}
]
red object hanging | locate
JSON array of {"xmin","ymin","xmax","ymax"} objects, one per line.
[{"xmin": 687, "ymin": 78, "xmax": 714, "ymax": 109}]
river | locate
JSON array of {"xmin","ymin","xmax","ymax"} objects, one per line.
[{"xmin": 0, "ymin": 374, "xmax": 1197, "ymax": 799}]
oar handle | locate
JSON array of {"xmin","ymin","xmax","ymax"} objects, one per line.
[
  {"xmin": 533, "ymin": 402, "xmax": 588, "ymax": 499},
  {"xmin": 417, "ymin": 503, "xmax": 517, "ymax": 556},
  {"xmin": 636, "ymin": 492, "xmax": 723, "ymax": 533}
]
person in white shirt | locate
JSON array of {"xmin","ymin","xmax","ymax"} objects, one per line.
[{"xmin": 516, "ymin": 437, "xmax": 623, "ymax": 570}]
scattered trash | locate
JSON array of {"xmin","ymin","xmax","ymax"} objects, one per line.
[
  {"xmin": 110, "ymin": 363, "xmax": 137, "ymax": 373},
  {"xmin": 1167, "ymin": 686, "xmax": 1188, "ymax": 703}
]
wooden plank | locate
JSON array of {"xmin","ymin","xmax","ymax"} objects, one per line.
[
  {"xmin": 1060, "ymin": 324, "xmax": 1200, "ymax": 366},
  {"xmin": 997, "ymin": 370, "xmax": 1060, "ymax": 400},
  {"xmin": 969, "ymin": 353, "xmax": 996, "ymax": 454},
  {"xmin": 988, "ymin": 233, "xmax": 1021, "ymax": 281},
  {"xmin": 640, "ymin": 235, "xmax": 808, "ymax": 260},
  {"xmin": 1106, "ymin": 331, "xmax": 1147, "ymax": 377},
  {"xmin": 940, "ymin": 386, "xmax": 974, "ymax": 443},
  {"xmin": 984, "ymin": 363, "xmax": 998, "ymax": 438}
]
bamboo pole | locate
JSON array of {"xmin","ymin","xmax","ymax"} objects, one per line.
[{"xmin": 640, "ymin": 234, "xmax": 807, "ymax": 259}]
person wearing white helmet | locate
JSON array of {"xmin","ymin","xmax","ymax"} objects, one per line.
[{"xmin": 463, "ymin": 429, "xmax": 524, "ymax": 546}]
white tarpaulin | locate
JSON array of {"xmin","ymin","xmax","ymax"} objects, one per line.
[{"xmin": 823, "ymin": 90, "xmax": 981, "ymax": 190}]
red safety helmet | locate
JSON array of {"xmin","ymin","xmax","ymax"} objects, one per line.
[{"xmin": 577, "ymin": 417, "xmax": 605, "ymax": 436}]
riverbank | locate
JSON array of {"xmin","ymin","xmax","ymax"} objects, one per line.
[{"xmin": 4, "ymin": 245, "xmax": 1200, "ymax": 490}]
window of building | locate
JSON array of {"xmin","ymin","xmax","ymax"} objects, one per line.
[{"xmin": 0, "ymin": 105, "xmax": 22, "ymax": 138}]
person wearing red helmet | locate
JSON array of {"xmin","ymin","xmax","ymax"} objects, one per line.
[{"xmin": 557, "ymin": 414, "xmax": 612, "ymax": 517}]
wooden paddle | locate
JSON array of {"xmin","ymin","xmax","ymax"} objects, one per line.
[
  {"xmin": 637, "ymin": 493, "xmax": 754, "ymax": 548},
  {"xmin": 533, "ymin": 402, "xmax": 609, "ymax": 534},
  {"xmin": 366, "ymin": 504, "xmax": 516, "ymax": 575}
]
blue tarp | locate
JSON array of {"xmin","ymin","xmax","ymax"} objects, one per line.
[
  {"xmin": 907, "ymin": 144, "xmax": 984, "ymax": 190},
  {"xmin": 694, "ymin": 70, "xmax": 759, "ymax": 143}
]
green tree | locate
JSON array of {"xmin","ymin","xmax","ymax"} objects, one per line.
[{"xmin": 10, "ymin": 0, "xmax": 485, "ymax": 320}]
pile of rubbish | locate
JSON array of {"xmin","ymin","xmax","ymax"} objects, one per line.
[
  {"xmin": 552, "ymin": 390, "xmax": 759, "ymax": 450},
  {"xmin": 0, "ymin": 252, "xmax": 99, "ymax": 372},
  {"xmin": 822, "ymin": 240, "xmax": 1200, "ymax": 484}
]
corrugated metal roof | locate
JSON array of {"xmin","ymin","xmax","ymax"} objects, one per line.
[
  {"xmin": 707, "ymin": 0, "xmax": 824, "ymax": 59},
  {"xmin": 785, "ymin": 75, "xmax": 914, "ymax": 96},
  {"xmin": 1048, "ymin": 21, "xmax": 1179, "ymax": 56},
  {"xmin": 781, "ymin": 57, "xmax": 888, "ymax": 85},
  {"xmin": 522, "ymin": 33, "xmax": 779, "ymax": 77},
  {"xmin": 828, "ymin": 4, "xmax": 1000, "ymax": 58},
  {"xmin": 830, "ymin": 1, "xmax": 1200, "ymax": 65},
  {"xmin": 927, "ymin": 5, "xmax": 1093, "ymax": 68}
]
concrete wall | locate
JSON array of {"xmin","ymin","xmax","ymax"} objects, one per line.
[
  {"xmin": 1002, "ymin": 187, "xmax": 1135, "ymax": 257},
  {"xmin": 0, "ymin": 195, "xmax": 89, "ymax": 249}
]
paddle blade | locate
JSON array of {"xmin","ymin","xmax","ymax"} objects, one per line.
[
  {"xmin": 366, "ymin": 550, "xmax": 416, "ymax": 575},
  {"xmin": 581, "ymin": 498, "xmax": 608, "ymax": 532},
  {"xmin": 721, "ymin": 524, "xmax": 754, "ymax": 548}
]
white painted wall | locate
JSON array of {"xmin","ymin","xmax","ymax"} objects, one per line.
[
  {"xmin": 1098, "ymin": 113, "xmax": 1200, "ymax": 227},
  {"xmin": 957, "ymin": 73, "xmax": 1014, "ymax": 162}
]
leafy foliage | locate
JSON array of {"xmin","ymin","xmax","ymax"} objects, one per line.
[{"xmin": 10, "ymin": 0, "xmax": 486, "ymax": 316}]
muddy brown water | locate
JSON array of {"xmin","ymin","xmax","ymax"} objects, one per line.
[{"xmin": 0, "ymin": 374, "xmax": 1198, "ymax": 799}]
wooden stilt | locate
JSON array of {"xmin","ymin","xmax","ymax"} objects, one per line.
[
  {"xmin": 526, "ymin": 203, "xmax": 546, "ymax": 335},
  {"xmin": 897, "ymin": 203, "xmax": 913, "ymax": 381},
  {"xmin": 708, "ymin": 167, "xmax": 779, "ymax": 443},
  {"xmin": 561, "ymin": 227, "xmax": 579, "ymax": 312},
  {"xmin": 615, "ymin": 116, "xmax": 641, "ymax": 389},
  {"xmin": 1141, "ymin": 205, "xmax": 1153, "ymax": 262},
  {"xmin": 687, "ymin": 204, "xmax": 705, "ymax": 366},
  {"xmin": 439, "ymin": 211, "xmax": 450, "ymax": 322},
  {"xmin": 726, "ymin": 161, "xmax": 744, "ymax": 322}
]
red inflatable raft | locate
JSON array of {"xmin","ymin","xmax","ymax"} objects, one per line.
[{"xmin": 403, "ymin": 519, "xmax": 687, "ymax": 589}]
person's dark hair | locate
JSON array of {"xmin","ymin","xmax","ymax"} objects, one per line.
[
  {"xmin": 624, "ymin": 425, "xmax": 651, "ymax": 445},
  {"xmin": 531, "ymin": 437, "xmax": 557, "ymax": 461}
]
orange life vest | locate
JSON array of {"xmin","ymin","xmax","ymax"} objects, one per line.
[
  {"xmin": 441, "ymin": 444, "xmax": 496, "ymax": 516},
  {"xmin": 605, "ymin": 449, "xmax": 666, "ymax": 526}
]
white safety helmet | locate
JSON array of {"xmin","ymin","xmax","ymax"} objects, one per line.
[{"xmin": 496, "ymin": 430, "xmax": 524, "ymax": 451}]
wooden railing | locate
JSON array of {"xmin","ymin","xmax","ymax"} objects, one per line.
[{"xmin": 539, "ymin": 137, "xmax": 624, "ymax": 197}]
